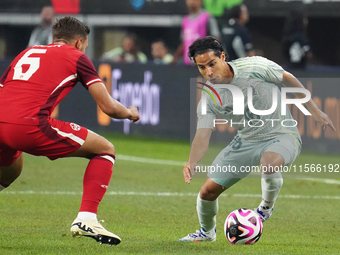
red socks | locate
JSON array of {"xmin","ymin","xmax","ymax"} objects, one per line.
[{"xmin": 79, "ymin": 154, "xmax": 115, "ymax": 214}]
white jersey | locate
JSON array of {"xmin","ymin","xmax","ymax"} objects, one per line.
[{"xmin": 197, "ymin": 56, "xmax": 301, "ymax": 142}]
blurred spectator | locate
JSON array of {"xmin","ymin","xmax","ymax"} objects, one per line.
[
  {"xmin": 282, "ymin": 9, "xmax": 312, "ymax": 70},
  {"xmin": 102, "ymin": 33, "xmax": 147, "ymax": 63},
  {"xmin": 151, "ymin": 40, "xmax": 173, "ymax": 64},
  {"xmin": 203, "ymin": 0, "xmax": 243, "ymax": 18},
  {"xmin": 220, "ymin": 4, "xmax": 255, "ymax": 61},
  {"xmin": 172, "ymin": 0, "xmax": 220, "ymax": 65},
  {"xmin": 203, "ymin": 0, "xmax": 243, "ymax": 29},
  {"xmin": 27, "ymin": 6, "xmax": 55, "ymax": 47}
]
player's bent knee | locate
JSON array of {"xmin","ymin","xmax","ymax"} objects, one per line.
[
  {"xmin": 95, "ymin": 137, "xmax": 115, "ymax": 155},
  {"xmin": 199, "ymin": 186, "xmax": 219, "ymax": 201},
  {"xmin": 85, "ymin": 131, "xmax": 115, "ymax": 155},
  {"xmin": 104, "ymin": 142, "xmax": 115, "ymax": 155},
  {"xmin": 260, "ymin": 152, "xmax": 285, "ymax": 174},
  {"xmin": 260, "ymin": 154, "xmax": 273, "ymax": 167}
]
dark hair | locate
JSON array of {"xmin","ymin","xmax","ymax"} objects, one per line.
[
  {"xmin": 123, "ymin": 32, "xmax": 140, "ymax": 54},
  {"xmin": 152, "ymin": 39, "xmax": 167, "ymax": 47},
  {"xmin": 52, "ymin": 16, "xmax": 90, "ymax": 42},
  {"xmin": 188, "ymin": 36, "xmax": 227, "ymax": 62},
  {"xmin": 228, "ymin": 4, "xmax": 243, "ymax": 20},
  {"xmin": 125, "ymin": 33, "xmax": 138, "ymax": 44}
]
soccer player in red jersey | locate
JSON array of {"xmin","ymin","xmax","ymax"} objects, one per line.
[{"xmin": 0, "ymin": 16, "xmax": 139, "ymax": 246}]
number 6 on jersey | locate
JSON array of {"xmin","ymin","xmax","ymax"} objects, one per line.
[{"xmin": 13, "ymin": 49, "xmax": 47, "ymax": 81}]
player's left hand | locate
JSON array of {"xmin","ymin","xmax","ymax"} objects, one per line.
[{"xmin": 311, "ymin": 109, "xmax": 336, "ymax": 131}]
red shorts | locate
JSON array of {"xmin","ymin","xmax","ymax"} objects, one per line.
[{"xmin": 0, "ymin": 118, "xmax": 88, "ymax": 167}]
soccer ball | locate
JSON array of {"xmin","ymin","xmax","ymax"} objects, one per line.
[{"xmin": 224, "ymin": 208, "xmax": 263, "ymax": 245}]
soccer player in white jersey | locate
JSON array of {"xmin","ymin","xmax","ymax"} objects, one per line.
[{"xmin": 178, "ymin": 36, "xmax": 335, "ymax": 242}]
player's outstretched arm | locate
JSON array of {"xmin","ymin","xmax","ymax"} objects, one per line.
[
  {"xmin": 184, "ymin": 128, "xmax": 212, "ymax": 184},
  {"xmin": 282, "ymin": 71, "xmax": 336, "ymax": 131},
  {"xmin": 89, "ymin": 82, "xmax": 140, "ymax": 122}
]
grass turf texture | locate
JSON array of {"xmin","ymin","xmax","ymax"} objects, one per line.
[{"xmin": 0, "ymin": 132, "xmax": 340, "ymax": 254}]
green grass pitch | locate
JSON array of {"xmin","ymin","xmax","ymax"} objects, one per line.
[{"xmin": 0, "ymin": 133, "xmax": 339, "ymax": 254}]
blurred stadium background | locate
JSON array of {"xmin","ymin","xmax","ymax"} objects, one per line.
[
  {"xmin": 1, "ymin": 2, "xmax": 340, "ymax": 254},
  {"xmin": 1, "ymin": 0, "xmax": 340, "ymax": 63},
  {"xmin": 0, "ymin": 0, "xmax": 340, "ymax": 152}
]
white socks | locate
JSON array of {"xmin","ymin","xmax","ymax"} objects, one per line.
[
  {"xmin": 260, "ymin": 171, "xmax": 283, "ymax": 210},
  {"xmin": 196, "ymin": 193, "xmax": 219, "ymax": 232},
  {"xmin": 77, "ymin": 211, "xmax": 97, "ymax": 221},
  {"xmin": 0, "ymin": 184, "xmax": 5, "ymax": 192}
]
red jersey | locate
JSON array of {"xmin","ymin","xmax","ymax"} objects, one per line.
[{"xmin": 0, "ymin": 44, "xmax": 101, "ymax": 125}]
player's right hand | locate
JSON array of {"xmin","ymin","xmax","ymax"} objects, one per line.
[
  {"xmin": 183, "ymin": 162, "xmax": 196, "ymax": 184},
  {"xmin": 127, "ymin": 106, "xmax": 140, "ymax": 122}
]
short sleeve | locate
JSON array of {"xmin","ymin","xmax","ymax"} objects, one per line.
[
  {"xmin": 197, "ymin": 99, "xmax": 216, "ymax": 129},
  {"xmin": 76, "ymin": 54, "xmax": 102, "ymax": 89}
]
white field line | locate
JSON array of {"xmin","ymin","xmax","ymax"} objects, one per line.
[
  {"xmin": 2, "ymin": 190, "xmax": 340, "ymax": 200},
  {"xmin": 3, "ymin": 155, "xmax": 339, "ymax": 199},
  {"xmin": 116, "ymin": 154, "xmax": 186, "ymax": 166},
  {"xmin": 116, "ymin": 154, "xmax": 340, "ymax": 185}
]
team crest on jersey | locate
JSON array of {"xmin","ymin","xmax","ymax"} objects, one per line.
[{"xmin": 70, "ymin": 123, "xmax": 81, "ymax": 131}]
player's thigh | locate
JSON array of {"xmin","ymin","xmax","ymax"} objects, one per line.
[
  {"xmin": 67, "ymin": 130, "xmax": 115, "ymax": 158},
  {"xmin": 263, "ymin": 134, "xmax": 301, "ymax": 166},
  {"xmin": 43, "ymin": 119, "xmax": 114, "ymax": 159},
  {"xmin": 0, "ymin": 120, "xmax": 91, "ymax": 160},
  {"xmin": 208, "ymin": 136, "xmax": 264, "ymax": 188}
]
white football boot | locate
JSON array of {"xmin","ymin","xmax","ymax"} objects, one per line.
[
  {"xmin": 70, "ymin": 218, "xmax": 121, "ymax": 246},
  {"xmin": 255, "ymin": 207, "xmax": 274, "ymax": 222},
  {"xmin": 178, "ymin": 228, "xmax": 216, "ymax": 242}
]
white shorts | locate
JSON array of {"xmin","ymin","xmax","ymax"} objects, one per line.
[{"xmin": 208, "ymin": 134, "xmax": 301, "ymax": 188}]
